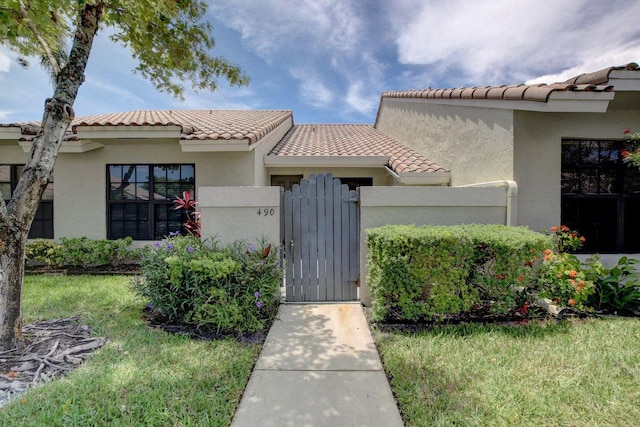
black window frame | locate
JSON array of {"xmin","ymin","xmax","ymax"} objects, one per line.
[
  {"xmin": 107, "ymin": 164, "xmax": 195, "ymax": 240},
  {"xmin": 561, "ymin": 138, "xmax": 640, "ymax": 253},
  {"xmin": 0, "ymin": 164, "xmax": 54, "ymax": 239}
]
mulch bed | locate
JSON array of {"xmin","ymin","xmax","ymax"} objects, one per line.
[
  {"xmin": 26, "ymin": 264, "xmax": 141, "ymax": 275},
  {"xmin": 0, "ymin": 317, "xmax": 107, "ymax": 407},
  {"xmin": 142, "ymin": 308, "xmax": 271, "ymax": 346}
]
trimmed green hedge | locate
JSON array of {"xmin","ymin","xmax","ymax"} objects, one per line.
[
  {"xmin": 366, "ymin": 224, "xmax": 552, "ymax": 322},
  {"xmin": 25, "ymin": 237, "xmax": 139, "ymax": 269}
]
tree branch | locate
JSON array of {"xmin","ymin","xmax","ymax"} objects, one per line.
[{"xmin": 17, "ymin": 0, "xmax": 61, "ymax": 75}]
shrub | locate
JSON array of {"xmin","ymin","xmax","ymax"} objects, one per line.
[
  {"xmin": 584, "ymin": 256, "xmax": 640, "ymax": 313},
  {"xmin": 132, "ymin": 235, "xmax": 282, "ymax": 334},
  {"xmin": 463, "ymin": 224, "xmax": 551, "ymax": 314},
  {"xmin": 25, "ymin": 239, "xmax": 61, "ymax": 267},
  {"xmin": 56, "ymin": 237, "xmax": 134, "ymax": 268},
  {"xmin": 367, "ymin": 224, "xmax": 551, "ymax": 322},
  {"xmin": 25, "ymin": 237, "xmax": 136, "ymax": 268},
  {"xmin": 536, "ymin": 250, "xmax": 594, "ymax": 310}
]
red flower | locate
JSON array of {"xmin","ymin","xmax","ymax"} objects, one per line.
[
  {"xmin": 621, "ymin": 150, "xmax": 630, "ymax": 158},
  {"xmin": 623, "ymin": 128, "xmax": 632, "ymax": 135}
]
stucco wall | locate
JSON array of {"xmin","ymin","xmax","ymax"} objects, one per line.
[
  {"xmin": 376, "ymin": 99, "xmax": 515, "ymax": 185},
  {"xmin": 514, "ymin": 109, "xmax": 640, "ymax": 232},
  {"xmin": 0, "ymin": 145, "xmax": 28, "ymax": 164},
  {"xmin": 54, "ymin": 141, "xmax": 259, "ymax": 239},
  {"xmin": 198, "ymin": 186, "xmax": 280, "ymax": 247},
  {"xmin": 358, "ymin": 185, "xmax": 512, "ymax": 305}
]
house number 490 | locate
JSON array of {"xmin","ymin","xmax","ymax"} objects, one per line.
[{"xmin": 257, "ymin": 208, "xmax": 275, "ymax": 216}]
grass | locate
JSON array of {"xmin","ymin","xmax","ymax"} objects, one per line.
[
  {"xmin": 374, "ymin": 318, "xmax": 640, "ymax": 427},
  {"xmin": 0, "ymin": 275, "xmax": 260, "ymax": 427}
]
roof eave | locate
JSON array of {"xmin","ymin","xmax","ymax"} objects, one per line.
[
  {"xmin": 606, "ymin": 70, "xmax": 640, "ymax": 91},
  {"xmin": 380, "ymin": 92, "xmax": 614, "ymax": 113},
  {"xmin": 264, "ymin": 155, "xmax": 389, "ymax": 168},
  {"xmin": 76, "ymin": 125, "xmax": 182, "ymax": 140},
  {"xmin": 0, "ymin": 127, "xmax": 23, "ymax": 140},
  {"xmin": 385, "ymin": 167, "xmax": 451, "ymax": 186},
  {"xmin": 180, "ymin": 139, "xmax": 252, "ymax": 152}
]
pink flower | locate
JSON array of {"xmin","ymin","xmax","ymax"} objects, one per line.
[{"xmin": 621, "ymin": 150, "xmax": 630, "ymax": 158}]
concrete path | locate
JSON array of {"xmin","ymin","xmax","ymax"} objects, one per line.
[{"xmin": 231, "ymin": 303, "xmax": 404, "ymax": 427}]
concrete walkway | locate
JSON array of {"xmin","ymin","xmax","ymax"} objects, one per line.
[{"xmin": 231, "ymin": 303, "xmax": 404, "ymax": 427}]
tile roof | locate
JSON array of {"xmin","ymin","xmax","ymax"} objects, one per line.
[
  {"xmin": 381, "ymin": 62, "xmax": 639, "ymax": 103},
  {"xmin": 2, "ymin": 110, "xmax": 293, "ymax": 144},
  {"xmin": 268, "ymin": 124, "xmax": 447, "ymax": 174}
]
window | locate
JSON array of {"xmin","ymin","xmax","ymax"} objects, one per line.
[
  {"xmin": 0, "ymin": 165, "xmax": 54, "ymax": 239},
  {"xmin": 335, "ymin": 177, "xmax": 373, "ymax": 191},
  {"xmin": 107, "ymin": 164, "xmax": 195, "ymax": 240},
  {"xmin": 271, "ymin": 175, "xmax": 303, "ymax": 190},
  {"xmin": 561, "ymin": 139, "xmax": 640, "ymax": 252}
]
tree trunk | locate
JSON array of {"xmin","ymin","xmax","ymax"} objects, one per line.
[
  {"xmin": 0, "ymin": 233, "xmax": 27, "ymax": 349},
  {"xmin": 0, "ymin": 2, "xmax": 103, "ymax": 351}
]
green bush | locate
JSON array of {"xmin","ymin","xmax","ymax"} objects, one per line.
[
  {"xmin": 584, "ymin": 255, "xmax": 640, "ymax": 313},
  {"xmin": 132, "ymin": 235, "xmax": 282, "ymax": 334},
  {"xmin": 26, "ymin": 237, "xmax": 136, "ymax": 268},
  {"xmin": 25, "ymin": 239, "xmax": 61, "ymax": 267},
  {"xmin": 463, "ymin": 224, "xmax": 552, "ymax": 314},
  {"xmin": 537, "ymin": 251, "xmax": 594, "ymax": 310},
  {"xmin": 367, "ymin": 224, "xmax": 552, "ymax": 322}
]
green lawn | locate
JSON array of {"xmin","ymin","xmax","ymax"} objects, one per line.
[
  {"xmin": 374, "ymin": 318, "xmax": 640, "ymax": 427},
  {"xmin": 0, "ymin": 275, "xmax": 259, "ymax": 427}
]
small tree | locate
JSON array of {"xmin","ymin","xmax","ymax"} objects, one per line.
[{"xmin": 0, "ymin": 0, "xmax": 248, "ymax": 350}]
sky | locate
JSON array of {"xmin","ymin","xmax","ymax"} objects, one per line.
[{"xmin": 1, "ymin": 0, "xmax": 639, "ymax": 125}]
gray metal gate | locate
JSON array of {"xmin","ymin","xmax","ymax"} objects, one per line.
[{"xmin": 280, "ymin": 173, "xmax": 359, "ymax": 302}]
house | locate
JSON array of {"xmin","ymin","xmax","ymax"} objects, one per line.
[
  {"xmin": 1, "ymin": 62, "xmax": 638, "ymax": 256},
  {"xmin": 0, "ymin": 109, "xmax": 447, "ymax": 242},
  {"xmin": 375, "ymin": 62, "xmax": 640, "ymax": 253}
]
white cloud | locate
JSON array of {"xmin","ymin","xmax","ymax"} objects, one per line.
[
  {"xmin": 345, "ymin": 81, "xmax": 378, "ymax": 117},
  {"xmin": 210, "ymin": 0, "xmax": 364, "ymax": 59},
  {"xmin": 389, "ymin": 0, "xmax": 640, "ymax": 86},
  {"xmin": 292, "ymin": 71, "xmax": 335, "ymax": 108},
  {"xmin": 527, "ymin": 47, "xmax": 640, "ymax": 84}
]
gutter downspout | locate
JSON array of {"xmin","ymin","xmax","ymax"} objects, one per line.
[{"xmin": 456, "ymin": 180, "xmax": 518, "ymax": 226}]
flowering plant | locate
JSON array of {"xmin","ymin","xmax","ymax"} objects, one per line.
[
  {"xmin": 536, "ymin": 226, "xmax": 594, "ymax": 310},
  {"xmin": 547, "ymin": 225, "xmax": 585, "ymax": 253},
  {"xmin": 621, "ymin": 128, "xmax": 640, "ymax": 167},
  {"xmin": 174, "ymin": 189, "xmax": 201, "ymax": 238},
  {"xmin": 537, "ymin": 250, "xmax": 594, "ymax": 310}
]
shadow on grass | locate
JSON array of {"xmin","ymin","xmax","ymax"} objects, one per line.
[{"xmin": 376, "ymin": 317, "xmax": 573, "ymax": 339}]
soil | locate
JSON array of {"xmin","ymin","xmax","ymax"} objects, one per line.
[{"xmin": 142, "ymin": 308, "xmax": 272, "ymax": 346}]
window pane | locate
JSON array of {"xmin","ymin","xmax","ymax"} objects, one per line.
[
  {"xmin": 154, "ymin": 183, "xmax": 168, "ymax": 200},
  {"xmin": 624, "ymin": 198, "xmax": 640, "ymax": 252},
  {"xmin": 181, "ymin": 165, "xmax": 195, "ymax": 181},
  {"xmin": 579, "ymin": 141, "xmax": 599, "ymax": 165},
  {"xmin": 154, "ymin": 166, "xmax": 167, "ymax": 182},
  {"xmin": 580, "ymin": 170, "xmax": 598, "ymax": 194},
  {"xmin": 109, "ymin": 165, "xmax": 122, "ymax": 181},
  {"xmin": 561, "ymin": 171, "xmax": 579, "ymax": 193}
]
